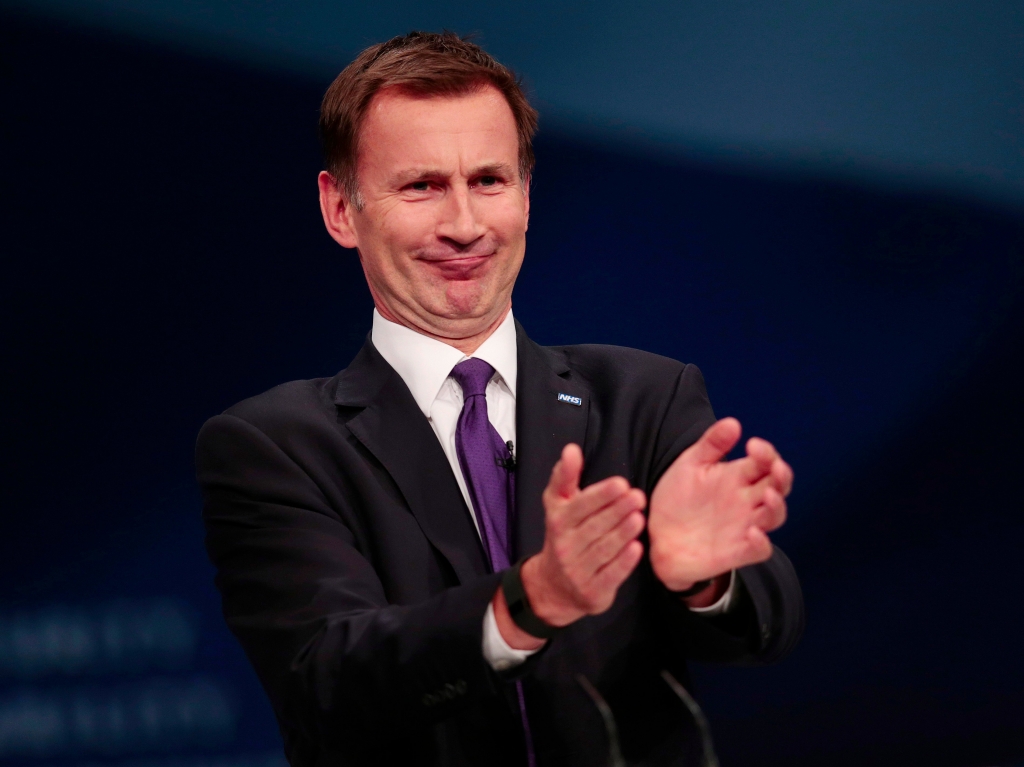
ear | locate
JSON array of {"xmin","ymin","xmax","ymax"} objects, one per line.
[
  {"xmin": 522, "ymin": 173, "xmax": 531, "ymax": 232},
  {"xmin": 318, "ymin": 171, "xmax": 359, "ymax": 249}
]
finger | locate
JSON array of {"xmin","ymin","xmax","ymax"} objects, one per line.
[
  {"xmin": 738, "ymin": 437, "xmax": 777, "ymax": 482},
  {"xmin": 745, "ymin": 466, "xmax": 791, "ymax": 507},
  {"xmin": 742, "ymin": 526, "xmax": 774, "ymax": 564},
  {"xmin": 548, "ymin": 443, "xmax": 583, "ymax": 499},
  {"xmin": 679, "ymin": 418, "xmax": 742, "ymax": 466},
  {"xmin": 749, "ymin": 442, "xmax": 793, "ymax": 496},
  {"xmin": 589, "ymin": 540, "xmax": 645, "ymax": 604},
  {"xmin": 579, "ymin": 508, "xmax": 646, "ymax": 572},
  {"xmin": 575, "ymin": 488, "xmax": 646, "ymax": 551},
  {"xmin": 771, "ymin": 457, "xmax": 794, "ymax": 497},
  {"xmin": 752, "ymin": 487, "xmax": 787, "ymax": 532},
  {"xmin": 746, "ymin": 437, "xmax": 778, "ymax": 463},
  {"xmin": 562, "ymin": 475, "xmax": 633, "ymax": 527},
  {"xmin": 734, "ymin": 454, "xmax": 771, "ymax": 485}
]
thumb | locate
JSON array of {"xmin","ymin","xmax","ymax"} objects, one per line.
[
  {"xmin": 681, "ymin": 418, "xmax": 742, "ymax": 466},
  {"xmin": 744, "ymin": 525, "xmax": 774, "ymax": 564},
  {"xmin": 550, "ymin": 443, "xmax": 583, "ymax": 499}
]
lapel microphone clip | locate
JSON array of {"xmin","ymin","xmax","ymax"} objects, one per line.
[{"xmin": 497, "ymin": 440, "xmax": 516, "ymax": 471}]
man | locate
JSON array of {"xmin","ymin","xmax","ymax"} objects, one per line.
[{"xmin": 197, "ymin": 31, "xmax": 803, "ymax": 767}]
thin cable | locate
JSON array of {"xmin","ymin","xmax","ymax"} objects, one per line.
[
  {"xmin": 576, "ymin": 674, "xmax": 626, "ymax": 767},
  {"xmin": 660, "ymin": 670, "xmax": 720, "ymax": 767}
]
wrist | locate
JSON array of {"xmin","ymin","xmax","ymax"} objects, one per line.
[
  {"xmin": 672, "ymin": 579, "xmax": 713, "ymax": 598},
  {"xmin": 492, "ymin": 586, "xmax": 546, "ymax": 651},
  {"xmin": 681, "ymin": 573, "xmax": 730, "ymax": 608},
  {"xmin": 648, "ymin": 538, "xmax": 681, "ymax": 588},
  {"xmin": 649, "ymin": 538, "xmax": 713, "ymax": 593},
  {"xmin": 520, "ymin": 556, "xmax": 581, "ymax": 628}
]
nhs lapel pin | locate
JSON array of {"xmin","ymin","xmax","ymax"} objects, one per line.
[{"xmin": 557, "ymin": 392, "xmax": 583, "ymax": 407}]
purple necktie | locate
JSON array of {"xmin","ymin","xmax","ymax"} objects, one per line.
[{"xmin": 451, "ymin": 358, "xmax": 536, "ymax": 767}]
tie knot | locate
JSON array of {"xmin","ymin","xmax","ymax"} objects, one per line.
[{"xmin": 451, "ymin": 358, "xmax": 495, "ymax": 398}]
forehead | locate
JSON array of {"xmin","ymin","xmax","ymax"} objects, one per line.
[{"xmin": 357, "ymin": 85, "xmax": 519, "ymax": 179}]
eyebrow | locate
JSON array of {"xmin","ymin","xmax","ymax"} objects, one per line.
[
  {"xmin": 389, "ymin": 162, "xmax": 517, "ymax": 187},
  {"xmin": 472, "ymin": 163, "xmax": 516, "ymax": 179}
]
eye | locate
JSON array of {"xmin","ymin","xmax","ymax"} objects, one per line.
[
  {"xmin": 410, "ymin": 181, "xmax": 430, "ymax": 191},
  {"xmin": 478, "ymin": 175, "xmax": 498, "ymax": 187}
]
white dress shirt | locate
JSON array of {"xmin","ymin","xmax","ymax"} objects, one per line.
[{"xmin": 370, "ymin": 308, "xmax": 737, "ymax": 671}]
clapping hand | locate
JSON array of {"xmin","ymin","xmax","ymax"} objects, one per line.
[
  {"xmin": 648, "ymin": 418, "xmax": 793, "ymax": 592},
  {"xmin": 495, "ymin": 419, "xmax": 792, "ymax": 649},
  {"xmin": 522, "ymin": 444, "xmax": 647, "ymax": 627},
  {"xmin": 495, "ymin": 444, "xmax": 647, "ymax": 649}
]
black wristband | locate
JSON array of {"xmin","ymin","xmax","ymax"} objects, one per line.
[
  {"xmin": 672, "ymin": 579, "xmax": 713, "ymax": 598},
  {"xmin": 501, "ymin": 560, "xmax": 563, "ymax": 640}
]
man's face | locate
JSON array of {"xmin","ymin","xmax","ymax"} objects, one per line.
[{"xmin": 325, "ymin": 85, "xmax": 529, "ymax": 341}]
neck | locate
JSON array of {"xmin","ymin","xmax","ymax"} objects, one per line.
[{"xmin": 375, "ymin": 302, "xmax": 511, "ymax": 355}]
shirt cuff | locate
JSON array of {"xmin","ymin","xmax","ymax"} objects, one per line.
[
  {"xmin": 687, "ymin": 570, "xmax": 738, "ymax": 616},
  {"xmin": 482, "ymin": 601, "xmax": 542, "ymax": 671}
]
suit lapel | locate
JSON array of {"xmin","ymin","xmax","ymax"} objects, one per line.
[
  {"xmin": 514, "ymin": 322, "xmax": 591, "ymax": 560},
  {"xmin": 336, "ymin": 339, "xmax": 489, "ymax": 584}
]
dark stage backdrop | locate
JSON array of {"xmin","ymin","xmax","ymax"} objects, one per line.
[{"xmin": 2, "ymin": 12, "xmax": 1023, "ymax": 767}]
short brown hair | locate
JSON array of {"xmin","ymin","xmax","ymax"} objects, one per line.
[{"xmin": 319, "ymin": 31, "xmax": 539, "ymax": 207}]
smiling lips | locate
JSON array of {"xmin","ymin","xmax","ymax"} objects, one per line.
[{"xmin": 419, "ymin": 252, "xmax": 494, "ymax": 279}]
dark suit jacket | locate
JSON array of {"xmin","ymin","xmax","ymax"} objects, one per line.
[{"xmin": 196, "ymin": 322, "xmax": 804, "ymax": 767}]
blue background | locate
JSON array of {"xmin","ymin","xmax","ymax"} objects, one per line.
[{"xmin": 1, "ymin": 3, "xmax": 1023, "ymax": 766}]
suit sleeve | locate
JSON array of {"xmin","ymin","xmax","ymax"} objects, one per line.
[
  {"xmin": 196, "ymin": 413, "xmax": 504, "ymax": 761},
  {"xmin": 647, "ymin": 363, "xmax": 806, "ymax": 665}
]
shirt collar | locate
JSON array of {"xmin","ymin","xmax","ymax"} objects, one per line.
[{"xmin": 370, "ymin": 308, "xmax": 518, "ymax": 418}]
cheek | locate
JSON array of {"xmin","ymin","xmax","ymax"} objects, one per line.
[
  {"xmin": 364, "ymin": 209, "xmax": 433, "ymax": 266},
  {"xmin": 497, "ymin": 211, "xmax": 529, "ymax": 267},
  {"xmin": 488, "ymin": 197, "xmax": 529, "ymax": 244}
]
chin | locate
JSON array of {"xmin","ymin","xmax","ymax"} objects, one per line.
[{"xmin": 438, "ymin": 283, "xmax": 494, "ymax": 319}]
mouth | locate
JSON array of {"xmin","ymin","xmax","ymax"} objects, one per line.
[{"xmin": 419, "ymin": 253, "xmax": 494, "ymax": 279}]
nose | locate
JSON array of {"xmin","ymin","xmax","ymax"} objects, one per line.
[{"xmin": 437, "ymin": 184, "xmax": 485, "ymax": 247}]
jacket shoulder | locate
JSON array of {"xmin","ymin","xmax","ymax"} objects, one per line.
[
  {"xmin": 548, "ymin": 343, "xmax": 692, "ymax": 394},
  {"xmin": 196, "ymin": 376, "xmax": 342, "ymax": 455},
  {"xmin": 223, "ymin": 376, "xmax": 337, "ymax": 427}
]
